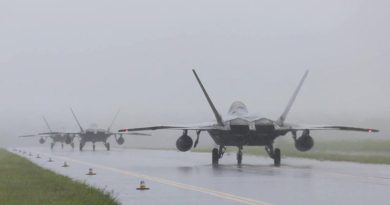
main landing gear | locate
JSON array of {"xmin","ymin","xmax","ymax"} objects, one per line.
[
  {"xmin": 265, "ymin": 144, "xmax": 281, "ymax": 166},
  {"xmin": 212, "ymin": 146, "xmax": 226, "ymax": 165},
  {"xmin": 105, "ymin": 142, "xmax": 110, "ymax": 151},
  {"xmin": 79, "ymin": 142, "xmax": 85, "ymax": 151}
]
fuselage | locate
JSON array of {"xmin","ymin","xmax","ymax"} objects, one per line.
[
  {"xmin": 50, "ymin": 135, "xmax": 67, "ymax": 143},
  {"xmin": 207, "ymin": 101, "xmax": 288, "ymax": 146},
  {"xmin": 50, "ymin": 134, "xmax": 75, "ymax": 143},
  {"xmin": 79, "ymin": 129, "xmax": 112, "ymax": 143}
]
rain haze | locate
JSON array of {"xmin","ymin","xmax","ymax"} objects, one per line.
[{"xmin": 0, "ymin": 0, "xmax": 389, "ymax": 148}]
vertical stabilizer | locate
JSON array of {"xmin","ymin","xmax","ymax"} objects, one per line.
[
  {"xmin": 107, "ymin": 109, "xmax": 120, "ymax": 132},
  {"xmin": 192, "ymin": 69, "xmax": 224, "ymax": 126},
  {"xmin": 42, "ymin": 116, "xmax": 53, "ymax": 133},
  {"xmin": 276, "ymin": 70, "xmax": 309, "ymax": 126},
  {"xmin": 70, "ymin": 108, "xmax": 84, "ymax": 133}
]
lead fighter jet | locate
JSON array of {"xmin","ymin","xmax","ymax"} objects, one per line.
[{"xmin": 119, "ymin": 70, "xmax": 379, "ymax": 166}]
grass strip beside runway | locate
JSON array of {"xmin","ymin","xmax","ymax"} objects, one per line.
[
  {"xmin": 0, "ymin": 148, "xmax": 119, "ymax": 205},
  {"xmin": 194, "ymin": 139, "xmax": 390, "ymax": 165}
]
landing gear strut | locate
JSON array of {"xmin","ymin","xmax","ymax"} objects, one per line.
[
  {"xmin": 105, "ymin": 142, "xmax": 110, "ymax": 151},
  {"xmin": 237, "ymin": 146, "xmax": 243, "ymax": 166},
  {"xmin": 212, "ymin": 145, "xmax": 226, "ymax": 165},
  {"xmin": 265, "ymin": 144, "xmax": 281, "ymax": 166},
  {"xmin": 79, "ymin": 142, "xmax": 85, "ymax": 151}
]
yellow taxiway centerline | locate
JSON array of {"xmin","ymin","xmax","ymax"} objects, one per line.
[{"xmin": 38, "ymin": 153, "xmax": 274, "ymax": 205}]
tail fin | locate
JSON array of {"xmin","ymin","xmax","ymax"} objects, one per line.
[
  {"xmin": 192, "ymin": 69, "xmax": 224, "ymax": 126},
  {"xmin": 42, "ymin": 116, "xmax": 53, "ymax": 133},
  {"xmin": 276, "ymin": 70, "xmax": 309, "ymax": 126},
  {"xmin": 70, "ymin": 108, "xmax": 84, "ymax": 133},
  {"xmin": 107, "ymin": 109, "xmax": 120, "ymax": 132}
]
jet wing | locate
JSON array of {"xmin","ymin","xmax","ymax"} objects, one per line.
[
  {"xmin": 38, "ymin": 132, "xmax": 64, "ymax": 135},
  {"xmin": 119, "ymin": 122, "xmax": 226, "ymax": 132},
  {"xmin": 18, "ymin": 134, "xmax": 36, "ymax": 137},
  {"xmin": 111, "ymin": 132, "xmax": 152, "ymax": 136},
  {"xmin": 278, "ymin": 123, "xmax": 379, "ymax": 133},
  {"xmin": 37, "ymin": 132, "xmax": 80, "ymax": 135}
]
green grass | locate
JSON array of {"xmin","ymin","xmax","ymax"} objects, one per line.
[
  {"xmin": 194, "ymin": 139, "xmax": 390, "ymax": 165},
  {"xmin": 0, "ymin": 148, "xmax": 120, "ymax": 205}
]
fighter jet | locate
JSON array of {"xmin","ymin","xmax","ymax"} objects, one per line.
[
  {"xmin": 19, "ymin": 117, "xmax": 76, "ymax": 150},
  {"xmin": 70, "ymin": 109, "xmax": 148, "ymax": 151},
  {"xmin": 119, "ymin": 70, "xmax": 379, "ymax": 166}
]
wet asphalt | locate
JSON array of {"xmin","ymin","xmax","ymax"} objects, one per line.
[{"xmin": 10, "ymin": 147, "xmax": 390, "ymax": 205}]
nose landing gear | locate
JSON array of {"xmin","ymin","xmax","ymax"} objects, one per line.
[
  {"xmin": 237, "ymin": 146, "xmax": 243, "ymax": 166},
  {"xmin": 105, "ymin": 142, "xmax": 110, "ymax": 151}
]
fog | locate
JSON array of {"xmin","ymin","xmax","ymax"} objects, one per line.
[{"xmin": 1, "ymin": 0, "xmax": 389, "ymax": 147}]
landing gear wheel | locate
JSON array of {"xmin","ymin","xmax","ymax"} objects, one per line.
[
  {"xmin": 212, "ymin": 148, "xmax": 219, "ymax": 165},
  {"xmin": 92, "ymin": 144, "xmax": 96, "ymax": 151},
  {"xmin": 50, "ymin": 143, "xmax": 54, "ymax": 150},
  {"xmin": 105, "ymin": 143, "xmax": 110, "ymax": 151},
  {"xmin": 79, "ymin": 143, "xmax": 84, "ymax": 151},
  {"xmin": 274, "ymin": 148, "xmax": 281, "ymax": 167},
  {"xmin": 237, "ymin": 150, "xmax": 243, "ymax": 166}
]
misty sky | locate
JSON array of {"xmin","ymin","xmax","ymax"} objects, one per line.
[{"xmin": 1, "ymin": 0, "xmax": 389, "ymax": 146}]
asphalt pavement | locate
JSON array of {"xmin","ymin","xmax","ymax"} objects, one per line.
[{"xmin": 10, "ymin": 147, "xmax": 390, "ymax": 205}]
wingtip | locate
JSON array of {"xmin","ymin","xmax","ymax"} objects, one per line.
[{"xmin": 368, "ymin": 129, "xmax": 380, "ymax": 133}]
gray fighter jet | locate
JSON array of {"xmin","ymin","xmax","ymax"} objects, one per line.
[
  {"xmin": 19, "ymin": 117, "xmax": 76, "ymax": 150},
  {"xmin": 119, "ymin": 70, "xmax": 379, "ymax": 166},
  {"xmin": 70, "ymin": 109, "xmax": 148, "ymax": 151}
]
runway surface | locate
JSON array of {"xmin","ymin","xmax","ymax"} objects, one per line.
[{"xmin": 10, "ymin": 147, "xmax": 390, "ymax": 205}]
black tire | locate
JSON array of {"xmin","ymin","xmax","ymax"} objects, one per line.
[
  {"xmin": 212, "ymin": 148, "xmax": 219, "ymax": 165},
  {"xmin": 274, "ymin": 148, "xmax": 281, "ymax": 167},
  {"xmin": 106, "ymin": 143, "xmax": 110, "ymax": 151},
  {"xmin": 93, "ymin": 144, "xmax": 96, "ymax": 151},
  {"xmin": 237, "ymin": 151, "xmax": 242, "ymax": 166}
]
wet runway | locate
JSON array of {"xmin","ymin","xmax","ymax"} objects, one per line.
[{"xmin": 10, "ymin": 147, "xmax": 390, "ymax": 205}]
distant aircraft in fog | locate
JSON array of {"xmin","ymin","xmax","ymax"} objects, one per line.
[
  {"xmin": 119, "ymin": 70, "xmax": 379, "ymax": 166},
  {"xmin": 70, "ymin": 109, "xmax": 148, "ymax": 151},
  {"xmin": 19, "ymin": 116, "xmax": 76, "ymax": 150}
]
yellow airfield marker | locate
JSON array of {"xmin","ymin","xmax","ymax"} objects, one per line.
[
  {"xmin": 86, "ymin": 168, "xmax": 96, "ymax": 176},
  {"xmin": 62, "ymin": 161, "xmax": 69, "ymax": 167},
  {"xmin": 136, "ymin": 180, "xmax": 150, "ymax": 190}
]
